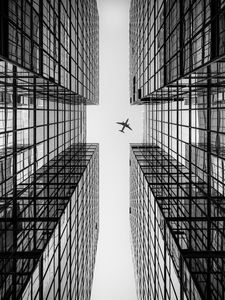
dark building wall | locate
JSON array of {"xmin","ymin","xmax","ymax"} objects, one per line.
[
  {"xmin": 130, "ymin": 1, "xmax": 225, "ymax": 300},
  {"xmin": 0, "ymin": 1, "xmax": 99, "ymax": 299},
  {"xmin": 0, "ymin": 0, "xmax": 99, "ymax": 104},
  {"xmin": 0, "ymin": 61, "xmax": 97, "ymax": 300},
  {"xmin": 0, "ymin": 144, "xmax": 99, "ymax": 300},
  {"xmin": 129, "ymin": 0, "xmax": 225, "ymax": 104},
  {"xmin": 130, "ymin": 145, "xmax": 225, "ymax": 300},
  {"xmin": 21, "ymin": 144, "xmax": 99, "ymax": 300},
  {"xmin": 0, "ymin": 61, "xmax": 86, "ymax": 202}
]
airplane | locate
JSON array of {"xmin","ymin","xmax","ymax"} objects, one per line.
[{"xmin": 116, "ymin": 118, "xmax": 132, "ymax": 133}]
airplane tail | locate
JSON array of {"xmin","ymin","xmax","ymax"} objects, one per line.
[{"xmin": 119, "ymin": 130, "xmax": 125, "ymax": 133}]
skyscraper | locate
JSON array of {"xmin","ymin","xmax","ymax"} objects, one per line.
[
  {"xmin": 130, "ymin": 1, "xmax": 225, "ymax": 299},
  {"xmin": 0, "ymin": 1, "xmax": 99, "ymax": 299}
]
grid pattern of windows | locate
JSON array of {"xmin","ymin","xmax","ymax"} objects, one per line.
[
  {"xmin": 0, "ymin": 0, "xmax": 99, "ymax": 104},
  {"xmin": 0, "ymin": 60, "xmax": 86, "ymax": 201},
  {"xmin": 129, "ymin": 0, "xmax": 225, "ymax": 104},
  {"xmin": 130, "ymin": 146, "xmax": 182, "ymax": 300},
  {"xmin": 0, "ymin": 143, "xmax": 99, "ymax": 299},
  {"xmin": 143, "ymin": 62, "xmax": 225, "ymax": 299},
  {"xmin": 130, "ymin": 145, "xmax": 225, "ymax": 300},
  {"xmin": 130, "ymin": 1, "xmax": 225, "ymax": 299},
  {"xmin": 0, "ymin": 0, "xmax": 99, "ymax": 298}
]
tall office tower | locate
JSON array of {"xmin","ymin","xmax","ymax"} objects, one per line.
[
  {"xmin": 0, "ymin": 1, "xmax": 99, "ymax": 299},
  {"xmin": 130, "ymin": 1, "xmax": 225, "ymax": 299}
]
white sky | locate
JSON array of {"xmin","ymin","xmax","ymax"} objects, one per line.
[{"xmin": 87, "ymin": 0, "xmax": 143, "ymax": 299}]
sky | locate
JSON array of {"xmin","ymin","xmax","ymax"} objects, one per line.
[{"xmin": 87, "ymin": 0, "xmax": 143, "ymax": 299}]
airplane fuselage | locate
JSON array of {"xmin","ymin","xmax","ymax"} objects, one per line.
[{"xmin": 117, "ymin": 119, "xmax": 132, "ymax": 132}]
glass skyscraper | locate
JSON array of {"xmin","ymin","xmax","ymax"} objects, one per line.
[
  {"xmin": 130, "ymin": 1, "xmax": 225, "ymax": 299},
  {"xmin": 0, "ymin": 1, "xmax": 99, "ymax": 299}
]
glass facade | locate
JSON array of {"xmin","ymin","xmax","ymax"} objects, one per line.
[
  {"xmin": 130, "ymin": 145, "xmax": 225, "ymax": 300},
  {"xmin": 0, "ymin": 0, "xmax": 99, "ymax": 299},
  {"xmin": 0, "ymin": 143, "xmax": 99, "ymax": 300},
  {"xmin": 0, "ymin": 0, "xmax": 99, "ymax": 104},
  {"xmin": 130, "ymin": 145, "xmax": 185, "ymax": 300},
  {"xmin": 130, "ymin": 1, "xmax": 225, "ymax": 300},
  {"xmin": 129, "ymin": 0, "xmax": 225, "ymax": 104}
]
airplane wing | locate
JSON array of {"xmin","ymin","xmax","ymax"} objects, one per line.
[
  {"xmin": 127, "ymin": 124, "xmax": 132, "ymax": 131},
  {"xmin": 117, "ymin": 122, "xmax": 124, "ymax": 126}
]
